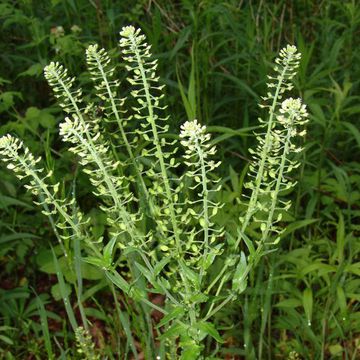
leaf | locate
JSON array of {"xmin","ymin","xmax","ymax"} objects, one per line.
[
  {"xmin": 342, "ymin": 121, "xmax": 360, "ymax": 149},
  {"xmin": 196, "ymin": 321, "xmax": 223, "ymax": 343},
  {"xmin": 105, "ymin": 270, "xmax": 130, "ymax": 294},
  {"xmin": 158, "ymin": 323, "xmax": 186, "ymax": 340},
  {"xmin": 39, "ymin": 111, "xmax": 56, "ymax": 128},
  {"xmin": 170, "ymin": 26, "xmax": 190, "ymax": 59},
  {"xmin": 335, "ymin": 211, "xmax": 345, "ymax": 263},
  {"xmin": 202, "ymin": 247, "xmax": 219, "ymax": 270},
  {"xmin": 232, "ymin": 251, "xmax": 247, "ymax": 294},
  {"xmin": 229, "ymin": 165, "xmax": 239, "ymax": 193},
  {"xmin": 301, "ymin": 262, "xmax": 336, "ymax": 277},
  {"xmin": 112, "ymin": 307, "xmax": 138, "ymax": 359},
  {"xmin": 275, "ymin": 298, "xmax": 302, "ymax": 308},
  {"xmin": 215, "ymin": 72, "xmax": 259, "ymax": 100},
  {"xmin": 134, "ymin": 261, "xmax": 163, "ymax": 293},
  {"xmin": 280, "ymin": 218, "xmax": 318, "ymax": 239},
  {"xmin": 180, "ymin": 343, "xmax": 202, "ymax": 360},
  {"xmin": 103, "ymin": 236, "xmax": 117, "ymax": 266},
  {"xmin": 336, "ymin": 286, "xmax": 347, "ymax": 316},
  {"xmin": 82, "ymin": 256, "xmax": 106, "ymax": 268},
  {"xmin": 51, "ymin": 283, "xmax": 71, "ymax": 301},
  {"xmin": 179, "ymin": 260, "xmax": 199, "ymax": 289},
  {"xmin": 35, "ymin": 294, "xmax": 54, "ymax": 359},
  {"xmin": 0, "ymin": 334, "xmax": 13, "ymax": 345},
  {"xmin": 329, "ymin": 344, "xmax": 343, "ymax": 356},
  {"xmin": 158, "ymin": 306, "xmax": 185, "ymax": 327},
  {"xmin": 24, "ymin": 106, "xmax": 56, "ymax": 130},
  {"xmin": 0, "ymin": 232, "xmax": 40, "ymax": 244},
  {"xmin": 240, "ymin": 231, "xmax": 255, "ymax": 257},
  {"xmin": 188, "ymin": 293, "xmax": 208, "ymax": 304},
  {"xmin": 80, "ymin": 263, "xmax": 104, "ymax": 280},
  {"xmin": 122, "ymin": 246, "xmax": 140, "ymax": 256},
  {"xmin": 345, "ymin": 263, "xmax": 360, "ymax": 276},
  {"xmin": 0, "ymin": 194, "xmax": 33, "ymax": 209},
  {"xmin": 302, "ymin": 288, "xmax": 313, "ymax": 325},
  {"xmin": 0, "ymin": 91, "xmax": 22, "ymax": 113},
  {"xmin": 52, "ymin": 248, "xmax": 77, "ymax": 331},
  {"xmin": 187, "ymin": 48, "xmax": 196, "ymax": 119},
  {"xmin": 176, "ymin": 56, "xmax": 196, "ymax": 121},
  {"xmin": 18, "ymin": 63, "xmax": 43, "ymax": 78},
  {"xmin": 37, "ymin": 249, "xmax": 57, "ymax": 273},
  {"xmin": 153, "ymin": 257, "xmax": 171, "ymax": 276}
]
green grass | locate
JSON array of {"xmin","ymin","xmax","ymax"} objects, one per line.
[{"xmin": 0, "ymin": 0, "xmax": 359, "ymax": 359}]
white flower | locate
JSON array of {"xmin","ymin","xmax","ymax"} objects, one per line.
[
  {"xmin": 277, "ymin": 98, "xmax": 308, "ymax": 125},
  {"xmin": 59, "ymin": 116, "xmax": 88, "ymax": 144},
  {"xmin": 0, "ymin": 135, "xmax": 22, "ymax": 156},
  {"xmin": 180, "ymin": 119, "xmax": 205, "ymax": 139},
  {"xmin": 278, "ymin": 45, "xmax": 301, "ymax": 60},
  {"xmin": 120, "ymin": 26, "xmax": 136, "ymax": 38},
  {"xmin": 59, "ymin": 118, "xmax": 73, "ymax": 136},
  {"xmin": 0, "ymin": 134, "xmax": 12, "ymax": 149},
  {"xmin": 283, "ymin": 45, "xmax": 297, "ymax": 55},
  {"xmin": 180, "ymin": 119, "xmax": 211, "ymax": 153},
  {"xmin": 280, "ymin": 98, "xmax": 302, "ymax": 112}
]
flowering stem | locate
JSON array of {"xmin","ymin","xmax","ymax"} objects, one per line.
[
  {"xmin": 197, "ymin": 142, "xmax": 209, "ymax": 283},
  {"xmin": 129, "ymin": 33, "xmax": 182, "ymax": 255}
]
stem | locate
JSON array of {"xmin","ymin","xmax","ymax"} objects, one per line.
[
  {"xmin": 203, "ymin": 245, "xmax": 264, "ymax": 321},
  {"xmin": 203, "ymin": 293, "xmax": 236, "ymax": 322},
  {"xmin": 205, "ymin": 271, "xmax": 228, "ymax": 319},
  {"xmin": 205, "ymin": 116, "xmax": 296, "ymax": 321},
  {"xmin": 52, "ymin": 66, "xmax": 132, "ymax": 222},
  {"xmin": 235, "ymin": 59, "xmax": 291, "ymax": 250},
  {"xmin": 14, "ymin": 152, "xmax": 101, "ymax": 257},
  {"xmin": 128, "ymin": 34, "xmax": 200, "ymax": 331},
  {"xmin": 138, "ymin": 252, "xmax": 181, "ymax": 307},
  {"xmin": 260, "ymin": 119, "xmax": 294, "ymax": 243},
  {"xmin": 92, "ymin": 53, "xmax": 149, "ymax": 204},
  {"xmin": 71, "ymin": 129, "xmax": 135, "ymax": 232},
  {"xmin": 197, "ymin": 143, "xmax": 209, "ymax": 283},
  {"xmin": 205, "ymin": 263, "xmax": 229, "ymax": 294},
  {"xmin": 130, "ymin": 35, "xmax": 182, "ymax": 255},
  {"xmin": 109, "ymin": 282, "xmax": 137, "ymax": 359}
]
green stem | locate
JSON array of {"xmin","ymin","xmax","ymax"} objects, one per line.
[
  {"xmin": 197, "ymin": 143, "xmax": 209, "ymax": 283},
  {"xmin": 203, "ymin": 293, "xmax": 236, "ymax": 322},
  {"xmin": 70, "ymin": 129, "xmax": 135, "ymax": 233},
  {"xmin": 203, "ymin": 245, "xmax": 264, "ymax": 321},
  {"xmin": 52, "ymin": 67, "xmax": 134, "ymax": 229},
  {"xmin": 129, "ymin": 34, "xmax": 199, "ymax": 327},
  {"xmin": 130, "ymin": 34, "xmax": 182, "ymax": 255},
  {"xmin": 205, "ymin": 116, "xmax": 296, "ymax": 321},
  {"xmin": 205, "ymin": 270, "xmax": 228, "ymax": 319},
  {"xmin": 91, "ymin": 52, "xmax": 150, "ymax": 205},
  {"xmin": 260, "ymin": 117, "xmax": 294, "ymax": 243},
  {"xmin": 53, "ymin": 68, "xmax": 132, "ymax": 220},
  {"xmin": 14, "ymin": 152, "xmax": 101, "ymax": 256},
  {"xmin": 235, "ymin": 59, "xmax": 290, "ymax": 250},
  {"xmin": 205, "ymin": 263, "xmax": 229, "ymax": 295}
]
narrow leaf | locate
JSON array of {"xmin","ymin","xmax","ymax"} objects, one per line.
[
  {"xmin": 302, "ymin": 288, "xmax": 313, "ymax": 325},
  {"xmin": 196, "ymin": 321, "xmax": 224, "ymax": 343},
  {"xmin": 158, "ymin": 306, "xmax": 185, "ymax": 328},
  {"xmin": 232, "ymin": 251, "xmax": 247, "ymax": 294},
  {"xmin": 105, "ymin": 270, "xmax": 130, "ymax": 294}
]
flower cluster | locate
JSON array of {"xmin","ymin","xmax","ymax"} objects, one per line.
[
  {"xmin": 277, "ymin": 97, "xmax": 308, "ymax": 126},
  {"xmin": 0, "ymin": 135, "xmax": 41, "ymax": 180},
  {"xmin": 119, "ymin": 25, "xmax": 136, "ymax": 38},
  {"xmin": 180, "ymin": 119, "xmax": 208, "ymax": 144},
  {"xmin": 180, "ymin": 119, "xmax": 214, "ymax": 157}
]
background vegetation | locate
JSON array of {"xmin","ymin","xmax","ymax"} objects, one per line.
[{"xmin": 0, "ymin": 0, "xmax": 359, "ymax": 358}]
